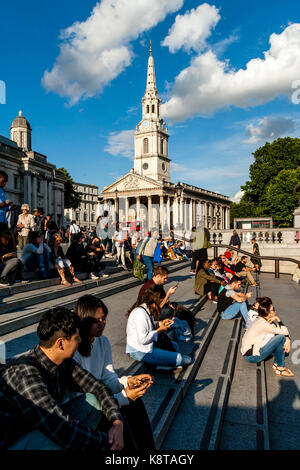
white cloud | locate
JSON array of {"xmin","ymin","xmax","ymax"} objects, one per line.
[
  {"xmin": 231, "ymin": 190, "xmax": 244, "ymax": 203},
  {"xmin": 105, "ymin": 129, "xmax": 135, "ymax": 158},
  {"xmin": 162, "ymin": 3, "xmax": 220, "ymax": 53},
  {"xmin": 42, "ymin": 0, "xmax": 183, "ymax": 105},
  {"xmin": 162, "ymin": 23, "xmax": 300, "ymax": 122},
  {"xmin": 243, "ymin": 116, "xmax": 297, "ymax": 144}
]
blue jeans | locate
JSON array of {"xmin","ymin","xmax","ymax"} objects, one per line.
[
  {"xmin": 221, "ymin": 301, "xmax": 248, "ymax": 322},
  {"xmin": 142, "ymin": 255, "xmax": 154, "ymax": 280},
  {"xmin": 130, "ymin": 344, "xmax": 183, "ymax": 367},
  {"xmin": 25, "ymin": 251, "xmax": 50, "ymax": 274},
  {"xmin": 9, "ymin": 393, "xmax": 104, "ymax": 450},
  {"xmin": 244, "ymin": 334, "xmax": 286, "ymax": 367}
]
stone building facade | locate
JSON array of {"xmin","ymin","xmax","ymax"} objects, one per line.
[
  {"xmin": 101, "ymin": 45, "xmax": 230, "ymax": 235},
  {"xmin": 0, "ymin": 111, "xmax": 65, "ymax": 226},
  {"xmin": 64, "ymin": 182, "xmax": 99, "ymax": 230}
]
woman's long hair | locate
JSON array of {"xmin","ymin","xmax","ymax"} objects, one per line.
[
  {"xmin": 127, "ymin": 286, "xmax": 161, "ymax": 321},
  {"xmin": 74, "ymin": 295, "xmax": 108, "ymax": 357}
]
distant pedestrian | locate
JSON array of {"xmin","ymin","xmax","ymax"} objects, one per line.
[
  {"xmin": 295, "ymin": 231, "xmax": 300, "ymax": 244},
  {"xmin": 229, "ymin": 230, "xmax": 241, "ymax": 251},
  {"xmin": 0, "ymin": 170, "xmax": 16, "ymax": 232},
  {"xmin": 17, "ymin": 204, "xmax": 35, "ymax": 249},
  {"xmin": 251, "ymin": 238, "xmax": 261, "ymax": 272}
]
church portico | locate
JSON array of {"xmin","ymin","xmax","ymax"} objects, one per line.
[{"xmin": 101, "ymin": 44, "xmax": 230, "ymax": 237}]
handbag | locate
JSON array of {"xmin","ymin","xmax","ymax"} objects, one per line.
[
  {"xmin": 133, "ymin": 259, "xmax": 145, "ymax": 282},
  {"xmin": 156, "ymin": 331, "xmax": 176, "ymax": 352}
]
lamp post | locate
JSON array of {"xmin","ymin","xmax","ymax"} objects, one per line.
[
  {"xmin": 216, "ymin": 209, "xmax": 220, "ymax": 229},
  {"xmin": 115, "ymin": 188, "xmax": 119, "ymax": 224}
]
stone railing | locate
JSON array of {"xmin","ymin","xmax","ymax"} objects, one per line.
[{"xmin": 211, "ymin": 228, "xmax": 300, "ymax": 246}]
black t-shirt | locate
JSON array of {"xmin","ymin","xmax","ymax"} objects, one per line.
[{"xmin": 234, "ymin": 261, "xmax": 245, "ymax": 273}]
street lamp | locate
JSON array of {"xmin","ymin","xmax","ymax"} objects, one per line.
[{"xmin": 115, "ymin": 188, "xmax": 119, "ymax": 224}]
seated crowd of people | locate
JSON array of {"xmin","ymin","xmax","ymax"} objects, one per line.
[
  {"xmin": 0, "ymin": 171, "xmax": 296, "ymax": 450},
  {"xmin": 0, "ymin": 248, "xmax": 294, "ymax": 451}
]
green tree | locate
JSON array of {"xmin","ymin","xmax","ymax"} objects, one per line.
[
  {"xmin": 232, "ymin": 137, "xmax": 300, "ymax": 226},
  {"xmin": 262, "ymin": 167, "xmax": 300, "ymax": 227},
  {"xmin": 242, "ymin": 137, "xmax": 300, "ymax": 206},
  {"xmin": 57, "ymin": 167, "xmax": 81, "ymax": 210}
]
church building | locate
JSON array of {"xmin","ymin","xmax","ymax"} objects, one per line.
[{"xmin": 100, "ymin": 44, "xmax": 230, "ymax": 235}]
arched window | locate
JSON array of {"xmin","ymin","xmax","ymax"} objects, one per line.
[
  {"xmin": 146, "ymin": 105, "xmax": 149, "ymax": 114},
  {"xmin": 160, "ymin": 139, "xmax": 164, "ymax": 155},
  {"xmin": 143, "ymin": 138, "xmax": 149, "ymax": 154},
  {"xmin": 152, "ymin": 104, "xmax": 155, "ymax": 113}
]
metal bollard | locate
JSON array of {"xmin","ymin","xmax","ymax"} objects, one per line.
[{"xmin": 275, "ymin": 259, "xmax": 280, "ymax": 278}]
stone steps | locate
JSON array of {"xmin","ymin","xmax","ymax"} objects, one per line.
[{"xmin": 0, "ymin": 260, "xmax": 189, "ymax": 345}]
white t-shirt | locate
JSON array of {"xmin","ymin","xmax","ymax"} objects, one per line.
[
  {"xmin": 114, "ymin": 230, "xmax": 124, "ymax": 247},
  {"xmin": 74, "ymin": 335, "xmax": 130, "ymax": 407}
]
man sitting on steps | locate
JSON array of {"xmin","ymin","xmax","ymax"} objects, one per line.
[
  {"xmin": 0, "ymin": 307, "xmax": 123, "ymax": 450},
  {"xmin": 234, "ymin": 255, "xmax": 258, "ymax": 287},
  {"xmin": 217, "ymin": 275, "xmax": 252, "ymax": 324}
]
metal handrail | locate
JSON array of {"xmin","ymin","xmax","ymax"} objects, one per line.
[{"xmin": 211, "ymin": 244, "xmax": 299, "ymax": 279}]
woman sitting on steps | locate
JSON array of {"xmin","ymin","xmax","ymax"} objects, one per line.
[
  {"xmin": 49, "ymin": 232, "xmax": 82, "ymax": 286},
  {"xmin": 241, "ymin": 298, "xmax": 294, "ymax": 377}
]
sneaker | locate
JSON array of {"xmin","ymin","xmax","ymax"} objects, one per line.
[
  {"xmin": 0, "ymin": 281, "xmax": 10, "ymax": 287},
  {"xmin": 89, "ymin": 273, "xmax": 99, "ymax": 280},
  {"xmin": 122, "ymin": 265, "xmax": 128, "ymax": 271},
  {"xmin": 181, "ymin": 355, "xmax": 193, "ymax": 366},
  {"xmin": 99, "ymin": 273, "xmax": 109, "ymax": 278}
]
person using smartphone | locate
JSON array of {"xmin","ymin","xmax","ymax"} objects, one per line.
[{"xmin": 74, "ymin": 294, "xmax": 156, "ymax": 450}]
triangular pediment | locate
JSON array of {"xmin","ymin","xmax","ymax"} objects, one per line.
[{"xmin": 101, "ymin": 172, "xmax": 163, "ymax": 195}]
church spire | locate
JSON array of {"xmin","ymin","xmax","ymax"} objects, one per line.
[{"xmin": 145, "ymin": 40, "xmax": 157, "ymax": 96}]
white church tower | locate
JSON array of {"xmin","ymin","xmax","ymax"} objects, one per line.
[{"xmin": 134, "ymin": 42, "xmax": 171, "ymax": 183}]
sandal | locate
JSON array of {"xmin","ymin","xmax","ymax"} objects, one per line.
[
  {"xmin": 274, "ymin": 366, "xmax": 294, "ymax": 377},
  {"xmin": 272, "ymin": 363, "xmax": 277, "ymax": 372}
]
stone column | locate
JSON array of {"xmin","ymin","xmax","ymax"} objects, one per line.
[
  {"xmin": 189, "ymin": 199, "xmax": 193, "ymax": 231},
  {"xmin": 205, "ymin": 202, "xmax": 210, "ymax": 228},
  {"xmin": 43, "ymin": 179, "xmax": 48, "ymax": 213},
  {"xmin": 25, "ymin": 172, "xmax": 32, "ymax": 208},
  {"xmin": 32, "ymin": 174, "xmax": 37, "ymax": 210},
  {"xmin": 226, "ymin": 206, "xmax": 230, "ymax": 229},
  {"xmin": 160, "ymin": 195, "xmax": 164, "ymax": 231},
  {"xmin": 181, "ymin": 198, "xmax": 185, "ymax": 234},
  {"xmin": 136, "ymin": 196, "xmax": 140, "ymax": 221},
  {"xmin": 166, "ymin": 196, "xmax": 170, "ymax": 233},
  {"xmin": 48, "ymin": 181, "xmax": 53, "ymax": 215},
  {"xmin": 148, "ymin": 195, "xmax": 152, "ymax": 230},
  {"xmin": 125, "ymin": 197, "xmax": 129, "ymax": 222}
]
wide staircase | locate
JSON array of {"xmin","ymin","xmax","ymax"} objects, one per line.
[{"xmin": 1, "ymin": 260, "xmax": 299, "ymax": 450}]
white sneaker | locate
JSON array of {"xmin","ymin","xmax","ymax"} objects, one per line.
[
  {"xmin": 99, "ymin": 273, "xmax": 109, "ymax": 278},
  {"xmin": 89, "ymin": 273, "xmax": 99, "ymax": 280}
]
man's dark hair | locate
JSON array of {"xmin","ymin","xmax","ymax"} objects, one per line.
[
  {"xmin": 251, "ymin": 238, "xmax": 256, "ymax": 241},
  {"xmin": 28, "ymin": 231, "xmax": 41, "ymax": 246},
  {"xmin": 73, "ymin": 232, "xmax": 83, "ymax": 243},
  {"xmin": 241, "ymin": 256, "xmax": 247, "ymax": 261},
  {"xmin": 103, "ymin": 210, "xmax": 108, "ymax": 217},
  {"xmin": 153, "ymin": 265, "xmax": 169, "ymax": 277},
  {"xmin": 0, "ymin": 170, "xmax": 8, "ymax": 180},
  {"xmin": 230, "ymin": 275, "xmax": 241, "ymax": 284},
  {"xmin": 37, "ymin": 307, "xmax": 79, "ymax": 348}
]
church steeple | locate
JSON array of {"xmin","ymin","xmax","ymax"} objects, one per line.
[
  {"xmin": 142, "ymin": 42, "xmax": 160, "ymax": 120},
  {"xmin": 134, "ymin": 42, "xmax": 171, "ymax": 183},
  {"xmin": 145, "ymin": 40, "xmax": 158, "ymax": 97}
]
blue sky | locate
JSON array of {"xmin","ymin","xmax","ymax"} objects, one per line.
[{"xmin": 1, "ymin": 0, "xmax": 300, "ymax": 200}]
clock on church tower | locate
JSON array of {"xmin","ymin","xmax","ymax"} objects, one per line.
[{"xmin": 134, "ymin": 43, "xmax": 171, "ymax": 183}]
